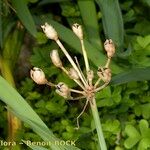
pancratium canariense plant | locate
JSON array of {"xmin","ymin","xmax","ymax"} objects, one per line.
[{"xmin": 30, "ymin": 22, "xmax": 115, "ymax": 150}]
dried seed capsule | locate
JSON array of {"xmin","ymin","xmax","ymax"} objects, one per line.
[
  {"xmin": 87, "ymin": 70, "xmax": 94, "ymax": 81},
  {"xmin": 97, "ymin": 67, "xmax": 111, "ymax": 83},
  {"xmin": 72, "ymin": 23, "xmax": 83, "ymax": 40},
  {"xmin": 104, "ymin": 39, "xmax": 115, "ymax": 58},
  {"xmin": 41, "ymin": 22, "xmax": 58, "ymax": 41},
  {"xmin": 68, "ymin": 68, "xmax": 79, "ymax": 80},
  {"xmin": 55, "ymin": 82, "xmax": 71, "ymax": 99},
  {"xmin": 50, "ymin": 50, "xmax": 62, "ymax": 68},
  {"xmin": 30, "ymin": 67, "xmax": 47, "ymax": 84}
]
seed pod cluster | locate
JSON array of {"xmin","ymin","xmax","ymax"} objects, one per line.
[
  {"xmin": 104, "ymin": 39, "xmax": 115, "ymax": 58},
  {"xmin": 97, "ymin": 67, "xmax": 111, "ymax": 83},
  {"xmin": 50, "ymin": 50, "xmax": 62, "ymax": 68},
  {"xmin": 72, "ymin": 23, "xmax": 83, "ymax": 40},
  {"xmin": 41, "ymin": 23, "xmax": 58, "ymax": 41},
  {"xmin": 55, "ymin": 82, "xmax": 71, "ymax": 99},
  {"xmin": 30, "ymin": 67, "xmax": 47, "ymax": 84}
]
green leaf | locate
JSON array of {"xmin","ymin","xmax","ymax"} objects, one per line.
[
  {"xmin": 0, "ymin": 76, "xmax": 80, "ymax": 150},
  {"xmin": 138, "ymin": 138, "xmax": 150, "ymax": 150},
  {"xmin": 124, "ymin": 125, "xmax": 141, "ymax": 149},
  {"xmin": 77, "ymin": 0, "xmax": 103, "ymax": 50},
  {"xmin": 137, "ymin": 35, "xmax": 150, "ymax": 48},
  {"xmin": 95, "ymin": 0, "xmax": 124, "ymax": 51},
  {"xmin": 139, "ymin": 120, "xmax": 150, "ymax": 138},
  {"xmin": 11, "ymin": 0, "xmax": 37, "ymax": 37},
  {"xmin": 111, "ymin": 67, "xmax": 150, "ymax": 85}
]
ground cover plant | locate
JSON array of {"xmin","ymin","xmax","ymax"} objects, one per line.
[{"xmin": 0, "ymin": 0, "xmax": 150, "ymax": 150}]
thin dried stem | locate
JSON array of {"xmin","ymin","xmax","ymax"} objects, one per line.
[
  {"xmin": 46, "ymin": 81, "xmax": 56, "ymax": 87},
  {"xmin": 74, "ymin": 56, "xmax": 88, "ymax": 85},
  {"xmin": 75, "ymin": 98, "xmax": 89, "ymax": 130},
  {"xmin": 61, "ymin": 66, "xmax": 69, "ymax": 75},
  {"xmin": 95, "ymin": 82, "xmax": 109, "ymax": 92},
  {"xmin": 94, "ymin": 78, "xmax": 101, "ymax": 88},
  {"xmin": 70, "ymin": 89, "xmax": 85, "ymax": 94},
  {"xmin": 80, "ymin": 39, "xmax": 90, "ymax": 72},
  {"xmin": 60, "ymin": 66, "xmax": 85, "ymax": 90},
  {"xmin": 105, "ymin": 58, "xmax": 111, "ymax": 68},
  {"xmin": 70, "ymin": 95, "xmax": 86, "ymax": 100},
  {"xmin": 56, "ymin": 39, "xmax": 87, "ymax": 86}
]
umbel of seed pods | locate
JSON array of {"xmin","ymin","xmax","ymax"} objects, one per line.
[{"xmin": 30, "ymin": 22, "xmax": 115, "ymax": 129}]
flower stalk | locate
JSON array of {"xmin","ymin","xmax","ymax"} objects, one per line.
[{"xmin": 31, "ymin": 22, "xmax": 116, "ymax": 149}]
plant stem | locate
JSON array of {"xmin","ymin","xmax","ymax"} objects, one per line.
[
  {"xmin": 90, "ymin": 97, "xmax": 107, "ymax": 150},
  {"xmin": 56, "ymin": 39, "xmax": 87, "ymax": 86},
  {"xmin": 80, "ymin": 39, "xmax": 90, "ymax": 72}
]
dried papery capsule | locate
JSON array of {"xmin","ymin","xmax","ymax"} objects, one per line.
[
  {"xmin": 55, "ymin": 82, "xmax": 71, "ymax": 99},
  {"xmin": 41, "ymin": 22, "xmax": 58, "ymax": 41},
  {"xmin": 68, "ymin": 68, "xmax": 79, "ymax": 80},
  {"xmin": 97, "ymin": 67, "xmax": 111, "ymax": 83},
  {"xmin": 50, "ymin": 50, "xmax": 62, "ymax": 68},
  {"xmin": 87, "ymin": 70, "xmax": 94, "ymax": 81},
  {"xmin": 72, "ymin": 23, "xmax": 83, "ymax": 40},
  {"xmin": 30, "ymin": 67, "xmax": 47, "ymax": 84},
  {"xmin": 104, "ymin": 39, "xmax": 115, "ymax": 58}
]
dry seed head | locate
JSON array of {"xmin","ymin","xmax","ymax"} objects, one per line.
[
  {"xmin": 104, "ymin": 39, "xmax": 115, "ymax": 58},
  {"xmin": 97, "ymin": 68, "xmax": 111, "ymax": 83},
  {"xmin": 55, "ymin": 82, "xmax": 71, "ymax": 99},
  {"xmin": 30, "ymin": 67, "xmax": 47, "ymax": 84},
  {"xmin": 41, "ymin": 22, "xmax": 58, "ymax": 41},
  {"xmin": 50, "ymin": 50, "xmax": 62, "ymax": 68},
  {"xmin": 72, "ymin": 23, "xmax": 83, "ymax": 40},
  {"xmin": 68, "ymin": 68, "xmax": 79, "ymax": 80},
  {"xmin": 87, "ymin": 70, "xmax": 94, "ymax": 81}
]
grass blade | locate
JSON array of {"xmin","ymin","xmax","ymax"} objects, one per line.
[
  {"xmin": 111, "ymin": 67, "xmax": 150, "ymax": 85},
  {"xmin": 0, "ymin": 76, "xmax": 80, "ymax": 150},
  {"xmin": 95, "ymin": 0, "xmax": 124, "ymax": 52},
  {"xmin": 12, "ymin": 0, "xmax": 37, "ymax": 37},
  {"xmin": 77, "ymin": 0, "xmax": 103, "ymax": 50}
]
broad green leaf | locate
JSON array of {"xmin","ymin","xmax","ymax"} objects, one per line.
[
  {"xmin": 95, "ymin": 0, "xmax": 124, "ymax": 52},
  {"xmin": 111, "ymin": 67, "xmax": 150, "ymax": 85},
  {"xmin": 77, "ymin": 0, "xmax": 103, "ymax": 50},
  {"xmin": 38, "ymin": 15, "xmax": 123, "ymax": 73},
  {"xmin": 138, "ymin": 138, "xmax": 150, "ymax": 150},
  {"xmin": 0, "ymin": 76, "xmax": 80, "ymax": 150},
  {"xmin": 11, "ymin": 0, "xmax": 37, "ymax": 37},
  {"xmin": 139, "ymin": 120, "xmax": 150, "ymax": 138},
  {"xmin": 137, "ymin": 35, "xmax": 150, "ymax": 48},
  {"xmin": 124, "ymin": 125, "xmax": 141, "ymax": 149}
]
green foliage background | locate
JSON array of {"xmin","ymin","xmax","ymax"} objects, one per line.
[{"xmin": 0, "ymin": 0, "xmax": 150, "ymax": 150}]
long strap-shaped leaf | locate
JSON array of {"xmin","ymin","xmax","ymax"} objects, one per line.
[
  {"xmin": 12, "ymin": 0, "xmax": 37, "ymax": 37},
  {"xmin": 95, "ymin": 0, "xmax": 124, "ymax": 52},
  {"xmin": 111, "ymin": 67, "xmax": 150, "ymax": 85},
  {"xmin": 0, "ymin": 76, "xmax": 80, "ymax": 150},
  {"xmin": 77, "ymin": 0, "xmax": 103, "ymax": 50}
]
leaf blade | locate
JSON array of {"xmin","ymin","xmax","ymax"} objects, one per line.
[
  {"xmin": 0, "ymin": 76, "xmax": 80, "ymax": 150},
  {"xmin": 95, "ymin": 0, "xmax": 124, "ymax": 52},
  {"xmin": 111, "ymin": 67, "xmax": 150, "ymax": 85},
  {"xmin": 12, "ymin": 0, "xmax": 37, "ymax": 37},
  {"xmin": 77, "ymin": 0, "xmax": 103, "ymax": 50}
]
